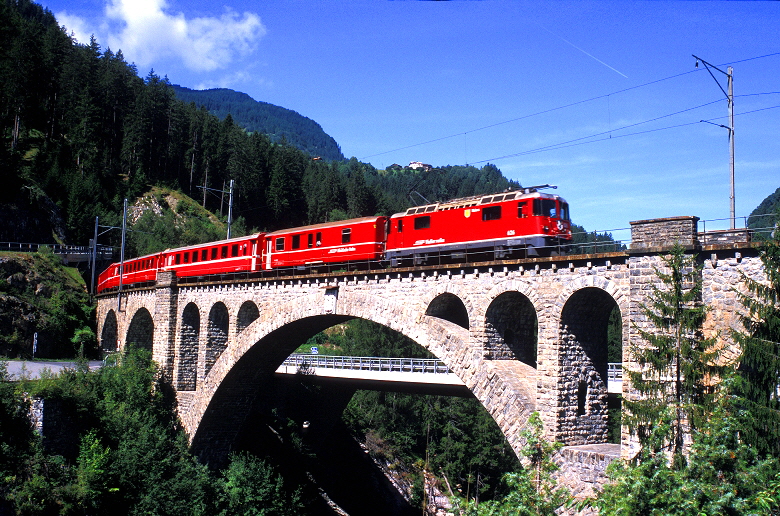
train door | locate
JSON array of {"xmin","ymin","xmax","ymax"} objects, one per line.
[{"xmin": 265, "ymin": 238, "xmax": 272, "ymax": 269}]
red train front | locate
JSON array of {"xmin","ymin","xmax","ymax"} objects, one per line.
[{"xmin": 385, "ymin": 187, "xmax": 571, "ymax": 265}]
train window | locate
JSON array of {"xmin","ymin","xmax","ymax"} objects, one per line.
[
  {"xmin": 560, "ymin": 202, "xmax": 570, "ymax": 221},
  {"xmin": 175, "ymin": 254, "xmax": 181, "ymax": 265},
  {"xmin": 397, "ymin": 220, "xmax": 403, "ymax": 232},
  {"xmin": 232, "ymin": 244, "xmax": 239, "ymax": 257},
  {"xmin": 342, "ymin": 229, "xmax": 351, "ymax": 243},
  {"xmin": 533, "ymin": 198, "xmax": 557, "ymax": 218},
  {"xmin": 292, "ymin": 235, "xmax": 301, "ymax": 249},
  {"xmin": 275, "ymin": 237, "xmax": 285, "ymax": 251},
  {"xmin": 221, "ymin": 246, "xmax": 228, "ymax": 259},
  {"xmin": 211, "ymin": 248, "xmax": 217, "ymax": 260},
  {"xmin": 242, "ymin": 243, "xmax": 248, "ymax": 255},
  {"xmin": 308, "ymin": 234, "xmax": 313, "ymax": 248},
  {"xmin": 316, "ymin": 232, "xmax": 322, "ymax": 246},
  {"xmin": 414, "ymin": 216, "xmax": 430, "ymax": 230},
  {"xmin": 192, "ymin": 251, "xmax": 198, "ymax": 263},
  {"xmin": 482, "ymin": 206, "xmax": 502, "ymax": 221},
  {"xmin": 517, "ymin": 201, "xmax": 528, "ymax": 218},
  {"xmin": 183, "ymin": 253, "xmax": 189, "ymax": 264}
]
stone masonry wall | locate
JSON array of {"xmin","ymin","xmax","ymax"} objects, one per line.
[{"xmin": 95, "ymin": 218, "xmax": 762, "ymax": 492}]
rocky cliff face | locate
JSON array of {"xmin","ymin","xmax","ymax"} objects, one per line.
[{"xmin": 0, "ymin": 252, "xmax": 92, "ymax": 359}]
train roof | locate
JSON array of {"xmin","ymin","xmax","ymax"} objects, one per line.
[
  {"xmin": 265, "ymin": 216, "xmax": 386, "ymax": 236},
  {"xmin": 161, "ymin": 233, "xmax": 265, "ymax": 254},
  {"xmin": 391, "ymin": 188, "xmax": 567, "ymax": 218}
]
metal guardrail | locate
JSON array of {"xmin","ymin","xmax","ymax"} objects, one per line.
[
  {"xmin": 284, "ymin": 355, "xmax": 623, "ymax": 381},
  {"xmin": 282, "ymin": 354, "xmax": 452, "ymax": 374},
  {"xmin": 608, "ymin": 363, "xmax": 622, "ymax": 382},
  {"xmin": 0, "ymin": 242, "xmax": 113, "ymax": 258}
]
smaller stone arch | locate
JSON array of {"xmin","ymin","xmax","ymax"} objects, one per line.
[
  {"xmin": 125, "ymin": 307, "xmax": 154, "ymax": 351},
  {"xmin": 485, "ymin": 291, "xmax": 538, "ymax": 365},
  {"xmin": 178, "ymin": 303, "xmax": 200, "ymax": 391},
  {"xmin": 101, "ymin": 310, "xmax": 118, "ymax": 352},
  {"xmin": 205, "ymin": 302, "xmax": 229, "ymax": 377},
  {"xmin": 236, "ymin": 301, "xmax": 259, "ymax": 334},
  {"xmin": 425, "ymin": 292, "xmax": 469, "ymax": 329},
  {"xmin": 557, "ymin": 286, "xmax": 620, "ymax": 445}
]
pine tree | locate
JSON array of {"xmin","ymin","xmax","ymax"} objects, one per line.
[
  {"xmin": 732, "ymin": 238, "xmax": 780, "ymax": 456},
  {"xmin": 624, "ymin": 244, "xmax": 722, "ymax": 463}
]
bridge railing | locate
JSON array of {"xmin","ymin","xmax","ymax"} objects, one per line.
[
  {"xmin": 282, "ymin": 354, "xmax": 452, "ymax": 374},
  {"xmin": 608, "ymin": 362, "xmax": 622, "ymax": 382},
  {"xmin": 0, "ymin": 241, "xmax": 113, "ymax": 259}
]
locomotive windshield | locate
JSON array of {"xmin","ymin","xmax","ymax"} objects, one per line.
[{"xmin": 533, "ymin": 198, "xmax": 558, "ymax": 218}]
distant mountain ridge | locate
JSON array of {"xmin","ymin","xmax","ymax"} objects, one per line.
[{"xmin": 172, "ymin": 85, "xmax": 344, "ymax": 162}]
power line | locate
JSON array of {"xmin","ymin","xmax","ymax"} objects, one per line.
[
  {"xmin": 469, "ymin": 103, "xmax": 780, "ymax": 165},
  {"xmin": 359, "ymin": 52, "xmax": 780, "ymax": 163}
]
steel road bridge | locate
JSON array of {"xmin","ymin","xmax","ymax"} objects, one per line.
[{"xmin": 95, "ymin": 216, "xmax": 764, "ymax": 495}]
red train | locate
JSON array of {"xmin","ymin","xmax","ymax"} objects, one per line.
[{"xmin": 97, "ymin": 187, "xmax": 571, "ymax": 293}]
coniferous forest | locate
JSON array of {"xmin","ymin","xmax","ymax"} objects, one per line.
[{"xmin": 0, "ymin": 0, "xmax": 520, "ymax": 252}]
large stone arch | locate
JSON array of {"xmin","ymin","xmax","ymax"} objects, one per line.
[
  {"xmin": 551, "ymin": 277, "xmax": 626, "ymax": 445},
  {"xmin": 177, "ymin": 303, "xmax": 200, "ymax": 391},
  {"xmin": 184, "ymin": 290, "xmax": 536, "ymax": 466},
  {"xmin": 125, "ymin": 307, "xmax": 154, "ymax": 351},
  {"xmin": 100, "ymin": 310, "xmax": 118, "ymax": 352}
]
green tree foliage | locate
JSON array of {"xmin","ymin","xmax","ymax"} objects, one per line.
[
  {"xmin": 732, "ymin": 238, "xmax": 780, "ymax": 456},
  {"xmin": 217, "ymin": 452, "xmax": 303, "ymax": 515},
  {"xmin": 0, "ymin": 247, "xmax": 95, "ymax": 358},
  {"xmin": 590, "ymin": 243, "xmax": 780, "ymax": 514},
  {"xmin": 624, "ymin": 244, "xmax": 722, "ymax": 462},
  {"xmin": 455, "ymin": 412, "xmax": 571, "ymax": 515},
  {"xmin": 1, "ymin": 349, "xmax": 304, "ymax": 514},
  {"xmin": 172, "ymin": 85, "xmax": 344, "ymax": 162},
  {"xmin": 747, "ymin": 186, "xmax": 780, "ymax": 235},
  {"xmin": 322, "ymin": 320, "xmax": 520, "ymax": 503}
]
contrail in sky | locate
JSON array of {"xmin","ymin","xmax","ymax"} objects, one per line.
[{"xmin": 538, "ymin": 24, "xmax": 629, "ymax": 79}]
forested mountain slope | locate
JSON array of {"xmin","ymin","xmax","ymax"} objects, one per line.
[
  {"xmin": 171, "ymin": 85, "xmax": 344, "ymax": 162},
  {"xmin": 0, "ymin": 0, "xmax": 522, "ymax": 253}
]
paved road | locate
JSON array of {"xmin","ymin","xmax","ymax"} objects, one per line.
[{"xmin": 2, "ymin": 360, "xmax": 103, "ymax": 380}]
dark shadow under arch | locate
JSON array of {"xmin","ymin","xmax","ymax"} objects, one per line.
[
  {"xmin": 178, "ymin": 303, "xmax": 200, "ymax": 391},
  {"xmin": 237, "ymin": 301, "xmax": 260, "ymax": 333},
  {"xmin": 101, "ymin": 310, "xmax": 118, "ymax": 352},
  {"xmin": 559, "ymin": 287, "xmax": 620, "ymax": 444},
  {"xmin": 206, "ymin": 302, "xmax": 229, "ymax": 378},
  {"xmin": 426, "ymin": 293, "xmax": 469, "ymax": 329},
  {"xmin": 485, "ymin": 291, "xmax": 537, "ymax": 365},
  {"xmin": 125, "ymin": 307, "xmax": 153, "ymax": 351}
]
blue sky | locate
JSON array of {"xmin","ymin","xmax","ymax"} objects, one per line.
[{"xmin": 41, "ymin": 0, "xmax": 780, "ymax": 235}]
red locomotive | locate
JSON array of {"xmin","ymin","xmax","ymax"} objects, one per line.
[{"xmin": 97, "ymin": 187, "xmax": 570, "ymax": 293}]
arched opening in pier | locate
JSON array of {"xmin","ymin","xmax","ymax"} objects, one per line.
[
  {"xmin": 559, "ymin": 287, "xmax": 622, "ymax": 445},
  {"xmin": 205, "ymin": 302, "xmax": 229, "ymax": 377},
  {"xmin": 485, "ymin": 291, "xmax": 538, "ymax": 366},
  {"xmin": 100, "ymin": 310, "xmax": 118, "ymax": 352},
  {"xmin": 178, "ymin": 303, "xmax": 200, "ymax": 391},
  {"xmin": 425, "ymin": 293, "xmax": 469, "ymax": 329},
  {"xmin": 125, "ymin": 307, "xmax": 153, "ymax": 351},
  {"xmin": 236, "ymin": 301, "xmax": 259, "ymax": 333}
]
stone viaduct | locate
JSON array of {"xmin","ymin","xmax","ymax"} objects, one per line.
[{"xmin": 95, "ymin": 216, "xmax": 766, "ymax": 482}]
